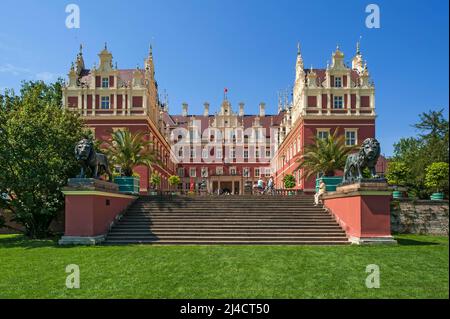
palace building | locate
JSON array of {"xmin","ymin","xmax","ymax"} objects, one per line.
[{"xmin": 62, "ymin": 41, "xmax": 379, "ymax": 194}]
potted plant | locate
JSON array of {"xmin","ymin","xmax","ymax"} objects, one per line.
[
  {"xmin": 385, "ymin": 161, "xmax": 410, "ymax": 199},
  {"xmin": 149, "ymin": 171, "xmax": 161, "ymax": 196},
  {"xmin": 168, "ymin": 175, "xmax": 181, "ymax": 196},
  {"xmin": 425, "ymin": 162, "xmax": 448, "ymax": 201},
  {"xmin": 104, "ymin": 129, "xmax": 158, "ymax": 195},
  {"xmin": 283, "ymin": 174, "xmax": 296, "ymax": 195},
  {"xmin": 296, "ymin": 128, "xmax": 354, "ymax": 192}
]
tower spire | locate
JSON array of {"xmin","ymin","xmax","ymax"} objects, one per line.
[{"xmin": 149, "ymin": 44, "xmax": 153, "ymax": 57}]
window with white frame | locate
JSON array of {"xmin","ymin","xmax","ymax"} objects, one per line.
[
  {"xmin": 177, "ymin": 167, "xmax": 185, "ymax": 177},
  {"xmin": 201, "ymin": 167, "xmax": 208, "ymax": 177},
  {"xmin": 254, "ymin": 168, "xmax": 260, "ymax": 177},
  {"xmin": 101, "ymin": 96, "xmax": 110, "ymax": 109},
  {"xmin": 334, "ymin": 77, "xmax": 342, "ymax": 88},
  {"xmin": 265, "ymin": 148, "xmax": 271, "ymax": 158},
  {"xmin": 243, "ymin": 167, "xmax": 250, "ymax": 177},
  {"xmin": 231, "ymin": 147, "xmax": 236, "ymax": 159},
  {"xmin": 178, "ymin": 147, "xmax": 184, "ymax": 158},
  {"xmin": 244, "ymin": 150, "xmax": 249, "ymax": 159},
  {"xmin": 216, "ymin": 148, "xmax": 223, "ymax": 159},
  {"xmin": 345, "ymin": 129, "xmax": 357, "ymax": 146},
  {"xmin": 333, "ymin": 96, "xmax": 343, "ymax": 109},
  {"xmin": 216, "ymin": 166, "xmax": 223, "ymax": 175},
  {"xmin": 255, "ymin": 149, "xmax": 260, "ymax": 158},
  {"xmin": 102, "ymin": 77, "xmax": 109, "ymax": 88},
  {"xmin": 202, "ymin": 148, "xmax": 208, "ymax": 159},
  {"xmin": 317, "ymin": 129, "xmax": 329, "ymax": 140},
  {"xmin": 189, "ymin": 167, "xmax": 196, "ymax": 177},
  {"xmin": 265, "ymin": 167, "xmax": 271, "ymax": 177},
  {"xmin": 230, "ymin": 167, "xmax": 237, "ymax": 175},
  {"xmin": 190, "ymin": 147, "xmax": 196, "ymax": 159}
]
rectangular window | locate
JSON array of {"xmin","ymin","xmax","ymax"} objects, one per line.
[
  {"xmin": 201, "ymin": 167, "xmax": 208, "ymax": 177},
  {"xmin": 345, "ymin": 130, "xmax": 357, "ymax": 146},
  {"xmin": 244, "ymin": 150, "xmax": 249, "ymax": 159},
  {"xmin": 101, "ymin": 96, "xmax": 110, "ymax": 109},
  {"xmin": 216, "ymin": 166, "xmax": 223, "ymax": 175},
  {"xmin": 178, "ymin": 147, "xmax": 183, "ymax": 158},
  {"xmin": 230, "ymin": 167, "xmax": 237, "ymax": 175},
  {"xmin": 216, "ymin": 148, "xmax": 223, "ymax": 159},
  {"xmin": 317, "ymin": 130, "xmax": 329, "ymax": 140},
  {"xmin": 243, "ymin": 168, "xmax": 250, "ymax": 177},
  {"xmin": 231, "ymin": 147, "xmax": 236, "ymax": 159},
  {"xmin": 102, "ymin": 77, "xmax": 109, "ymax": 88},
  {"xmin": 255, "ymin": 149, "xmax": 260, "ymax": 158},
  {"xmin": 334, "ymin": 77, "xmax": 342, "ymax": 88},
  {"xmin": 265, "ymin": 149, "xmax": 271, "ymax": 158},
  {"xmin": 190, "ymin": 147, "xmax": 196, "ymax": 159},
  {"xmin": 333, "ymin": 96, "xmax": 343, "ymax": 109},
  {"xmin": 177, "ymin": 168, "xmax": 185, "ymax": 177},
  {"xmin": 189, "ymin": 167, "xmax": 196, "ymax": 177},
  {"xmin": 265, "ymin": 167, "xmax": 271, "ymax": 177},
  {"xmin": 255, "ymin": 168, "xmax": 260, "ymax": 177},
  {"xmin": 202, "ymin": 148, "xmax": 208, "ymax": 159}
]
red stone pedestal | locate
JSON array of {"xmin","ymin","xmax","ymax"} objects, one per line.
[
  {"xmin": 322, "ymin": 181, "xmax": 397, "ymax": 244},
  {"xmin": 58, "ymin": 179, "xmax": 137, "ymax": 245}
]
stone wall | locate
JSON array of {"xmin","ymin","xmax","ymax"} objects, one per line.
[{"xmin": 391, "ymin": 199, "xmax": 449, "ymax": 235}]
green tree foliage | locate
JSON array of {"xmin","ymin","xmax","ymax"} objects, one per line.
[
  {"xmin": 424, "ymin": 162, "xmax": 449, "ymax": 193},
  {"xmin": 168, "ymin": 175, "xmax": 181, "ymax": 187},
  {"xmin": 0, "ymin": 81, "xmax": 87, "ymax": 238},
  {"xmin": 103, "ymin": 129, "xmax": 158, "ymax": 177},
  {"xmin": 385, "ymin": 161, "xmax": 410, "ymax": 187},
  {"xmin": 391, "ymin": 109, "xmax": 449, "ymax": 198},
  {"xmin": 150, "ymin": 171, "xmax": 161, "ymax": 189},
  {"xmin": 296, "ymin": 129, "xmax": 354, "ymax": 179},
  {"xmin": 283, "ymin": 174, "xmax": 296, "ymax": 189}
]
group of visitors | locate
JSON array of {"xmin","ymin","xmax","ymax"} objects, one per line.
[{"xmin": 252, "ymin": 176, "xmax": 275, "ymax": 195}]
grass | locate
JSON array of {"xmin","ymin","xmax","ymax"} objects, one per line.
[{"xmin": 0, "ymin": 234, "xmax": 448, "ymax": 299}]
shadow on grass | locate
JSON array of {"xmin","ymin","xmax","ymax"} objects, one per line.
[
  {"xmin": 0, "ymin": 234, "xmax": 60, "ymax": 249},
  {"xmin": 395, "ymin": 236, "xmax": 441, "ymax": 246}
]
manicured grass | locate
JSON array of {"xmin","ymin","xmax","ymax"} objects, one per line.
[{"xmin": 0, "ymin": 234, "xmax": 448, "ymax": 299}]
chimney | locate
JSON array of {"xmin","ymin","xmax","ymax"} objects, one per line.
[
  {"xmin": 182, "ymin": 103, "xmax": 188, "ymax": 116},
  {"xmin": 259, "ymin": 102, "xmax": 266, "ymax": 117},
  {"xmin": 203, "ymin": 102, "xmax": 210, "ymax": 117},
  {"xmin": 239, "ymin": 102, "xmax": 244, "ymax": 116}
]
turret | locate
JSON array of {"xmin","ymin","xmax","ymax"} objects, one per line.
[{"xmin": 352, "ymin": 40, "xmax": 364, "ymax": 73}]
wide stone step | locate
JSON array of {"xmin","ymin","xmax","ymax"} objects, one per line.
[
  {"xmin": 108, "ymin": 231, "xmax": 346, "ymax": 236},
  {"xmin": 111, "ymin": 225, "xmax": 344, "ymax": 230},
  {"xmin": 104, "ymin": 239, "xmax": 349, "ymax": 245},
  {"xmin": 106, "ymin": 234, "xmax": 348, "ymax": 240}
]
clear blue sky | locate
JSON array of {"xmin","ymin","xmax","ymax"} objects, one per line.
[{"xmin": 0, "ymin": 0, "xmax": 448, "ymax": 156}]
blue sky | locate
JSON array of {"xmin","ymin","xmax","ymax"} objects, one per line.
[{"xmin": 0, "ymin": 0, "xmax": 448, "ymax": 156}]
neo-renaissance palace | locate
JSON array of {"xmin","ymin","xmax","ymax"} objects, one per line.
[{"xmin": 62, "ymin": 42, "xmax": 381, "ymax": 194}]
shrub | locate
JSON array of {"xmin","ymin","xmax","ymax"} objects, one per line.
[
  {"xmin": 283, "ymin": 174, "xmax": 296, "ymax": 189},
  {"xmin": 168, "ymin": 175, "xmax": 181, "ymax": 187},
  {"xmin": 424, "ymin": 162, "xmax": 449, "ymax": 193}
]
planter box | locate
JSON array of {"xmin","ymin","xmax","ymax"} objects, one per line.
[
  {"xmin": 430, "ymin": 192, "xmax": 444, "ymax": 201},
  {"xmin": 114, "ymin": 176, "xmax": 140, "ymax": 195},
  {"xmin": 392, "ymin": 190, "xmax": 403, "ymax": 199},
  {"xmin": 316, "ymin": 177, "xmax": 343, "ymax": 192}
]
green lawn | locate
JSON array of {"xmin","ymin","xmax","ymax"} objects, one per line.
[{"xmin": 0, "ymin": 234, "xmax": 448, "ymax": 299}]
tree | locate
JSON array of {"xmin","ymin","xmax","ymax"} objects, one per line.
[
  {"xmin": 391, "ymin": 109, "xmax": 449, "ymax": 198},
  {"xmin": 424, "ymin": 162, "xmax": 449, "ymax": 194},
  {"xmin": 168, "ymin": 175, "xmax": 181, "ymax": 187},
  {"xmin": 103, "ymin": 129, "xmax": 158, "ymax": 177},
  {"xmin": 296, "ymin": 129, "xmax": 354, "ymax": 179},
  {"xmin": 0, "ymin": 80, "xmax": 87, "ymax": 238},
  {"xmin": 150, "ymin": 171, "xmax": 161, "ymax": 190}
]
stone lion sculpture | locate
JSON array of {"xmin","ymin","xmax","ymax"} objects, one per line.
[
  {"xmin": 342, "ymin": 138, "xmax": 381, "ymax": 184},
  {"xmin": 75, "ymin": 139, "xmax": 112, "ymax": 181}
]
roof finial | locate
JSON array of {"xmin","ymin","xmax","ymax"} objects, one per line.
[
  {"xmin": 104, "ymin": 42, "xmax": 107, "ymax": 50},
  {"xmin": 115, "ymin": 62, "xmax": 118, "ymax": 69},
  {"xmin": 79, "ymin": 43, "xmax": 83, "ymax": 55},
  {"xmin": 149, "ymin": 44, "xmax": 153, "ymax": 57},
  {"xmin": 356, "ymin": 35, "xmax": 362, "ymax": 55},
  {"xmin": 297, "ymin": 42, "xmax": 301, "ymax": 56}
]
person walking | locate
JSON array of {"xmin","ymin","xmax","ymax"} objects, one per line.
[
  {"xmin": 267, "ymin": 176, "xmax": 275, "ymax": 195},
  {"xmin": 314, "ymin": 180, "xmax": 326, "ymax": 206}
]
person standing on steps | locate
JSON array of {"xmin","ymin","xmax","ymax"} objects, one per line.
[{"xmin": 315, "ymin": 180, "xmax": 326, "ymax": 206}]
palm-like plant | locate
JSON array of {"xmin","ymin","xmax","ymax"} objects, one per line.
[
  {"xmin": 103, "ymin": 129, "xmax": 158, "ymax": 177},
  {"xmin": 296, "ymin": 129, "xmax": 354, "ymax": 179}
]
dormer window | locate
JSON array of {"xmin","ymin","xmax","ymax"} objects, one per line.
[
  {"xmin": 334, "ymin": 77, "xmax": 342, "ymax": 88},
  {"xmin": 102, "ymin": 77, "xmax": 109, "ymax": 88}
]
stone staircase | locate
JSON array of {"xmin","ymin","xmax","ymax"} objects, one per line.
[{"xmin": 104, "ymin": 195, "xmax": 349, "ymax": 245}]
